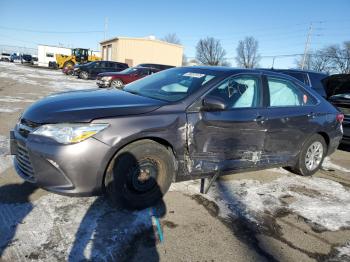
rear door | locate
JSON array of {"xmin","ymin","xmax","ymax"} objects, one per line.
[
  {"xmin": 259, "ymin": 74, "xmax": 319, "ymax": 165},
  {"xmin": 187, "ymin": 73, "xmax": 267, "ymax": 174}
]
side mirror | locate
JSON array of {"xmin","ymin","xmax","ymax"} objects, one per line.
[{"xmin": 202, "ymin": 96, "xmax": 226, "ymax": 111}]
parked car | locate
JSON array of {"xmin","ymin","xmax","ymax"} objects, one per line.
[
  {"xmin": 329, "ymin": 93, "xmax": 349, "ymax": 144},
  {"xmin": 0, "ymin": 52, "xmax": 12, "ymax": 62},
  {"xmin": 21, "ymin": 54, "xmax": 33, "ymax": 64},
  {"xmin": 74, "ymin": 61, "xmax": 129, "ymax": 80},
  {"xmin": 325, "ymin": 74, "xmax": 350, "ymax": 144},
  {"xmin": 264, "ymin": 69, "xmax": 329, "ymax": 98},
  {"xmin": 10, "ymin": 53, "xmax": 21, "ymax": 63},
  {"xmin": 10, "ymin": 67, "xmax": 343, "ymax": 209},
  {"xmin": 97, "ymin": 67, "xmax": 160, "ymax": 88},
  {"xmin": 137, "ymin": 63, "xmax": 174, "ymax": 71}
]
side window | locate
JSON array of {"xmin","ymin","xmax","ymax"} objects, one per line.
[
  {"xmin": 46, "ymin": 53, "xmax": 54, "ymax": 58},
  {"xmin": 267, "ymin": 76, "xmax": 317, "ymax": 107},
  {"xmin": 282, "ymin": 72, "xmax": 310, "ymax": 86},
  {"xmin": 208, "ymin": 75, "xmax": 261, "ymax": 109}
]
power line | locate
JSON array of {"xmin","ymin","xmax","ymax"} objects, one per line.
[{"xmin": 0, "ymin": 26, "xmax": 104, "ymax": 34}]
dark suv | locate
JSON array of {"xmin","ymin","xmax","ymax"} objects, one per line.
[
  {"xmin": 265, "ymin": 69, "xmax": 328, "ymax": 98},
  {"xmin": 75, "ymin": 61, "xmax": 129, "ymax": 80}
]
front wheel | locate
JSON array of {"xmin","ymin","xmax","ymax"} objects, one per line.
[
  {"xmin": 111, "ymin": 79, "xmax": 124, "ymax": 89},
  {"xmin": 105, "ymin": 140, "xmax": 175, "ymax": 209},
  {"xmin": 79, "ymin": 71, "xmax": 89, "ymax": 80},
  {"xmin": 292, "ymin": 134, "xmax": 327, "ymax": 176}
]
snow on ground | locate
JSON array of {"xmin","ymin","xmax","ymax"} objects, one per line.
[
  {"xmin": 0, "ymin": 194, "xmax": 158, "ymax": 261},
  {"xmin": 0, "ymin": 107, "xmax": 22, "ymax": 113},
  {"xmin": 0, "ymin": 62, "xmax": 96, "ymax": 92},
  {"xmin": 0, "ymin": 96, "xmax": 34, "ymax": 103},
  {"xmin": 171, "ymin": 170, "xmax": 350, "ymax": 232},
  {"xmin": 336, "ymin": 241, "xmax": 350, "ymax": 261},
  {"xmin": 0, "ymin": 135, "xmax": 12, "ymax": 174},
  {"xmin": 322, "ymin": 157, "xmax": 350, "ymax": 173}
]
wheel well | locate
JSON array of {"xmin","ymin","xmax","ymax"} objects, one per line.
[
  {"xmin": 101, "ymin": 137, "xmax": 175, "ymax": 191},
  {"xmin": 317, "ymin": 132, "xmax": 330, "ymax": 147}
]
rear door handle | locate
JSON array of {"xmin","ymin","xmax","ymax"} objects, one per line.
[
  {"xmin": 307, "ymin": 112, "xmax": 316, "ymax": 118},
  {"xmin": 255, "ymin": 115, "xmax": 265, "ymax": 122}
]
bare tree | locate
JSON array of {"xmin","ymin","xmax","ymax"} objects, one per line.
[
  {"xmin": 295, "ymin": 41, "xmax": 350, "ymax": 74},
  {"xmin": 327, "ymin": 42, "xmax": 350, "ymax": 74},
  {"xmin": 162, "ymin": 33, "xmax": 181, "ymax": 45},
  {"xmin": 195, "ymin": 37, "xmax": 227, "ymax": 66},
  {"xmin": 296, "ymin": 48, "xmax": 333, "ymax": 73},
  {"xmin": 235, "ymin": 36, "xmax": 260, "ymax": 68}
]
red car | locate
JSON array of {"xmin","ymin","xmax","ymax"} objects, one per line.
[{"xmin": 96, "ymin": 67, "xmax": 160, "ymax": 88}]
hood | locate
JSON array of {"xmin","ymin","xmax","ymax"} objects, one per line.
[
  {"xmin": 322, "ymin": 74, "xmax": 350, "ymax": 98},
  {"xmin": 22, "ymin": 89, "xmax": 166, "ymax": 124}
]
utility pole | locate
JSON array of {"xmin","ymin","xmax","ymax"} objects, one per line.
[
  {"xmin": 301, "ymin": 23, "xmax": 313, "ymax": 70},
  {"xmin": 104, "ymin": 17, "xmax": 109, "ymax": 40}
]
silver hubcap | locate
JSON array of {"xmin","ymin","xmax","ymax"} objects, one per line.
[
  {"xmin": 113, "ymin": 80, "xmax": 123, "ymax": 88},
  {"xmin": 305, "ymin": 141, "xmax": 323, "ymax": 171}
]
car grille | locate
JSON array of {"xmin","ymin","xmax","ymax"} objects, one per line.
[
  {"xmin": 15, "ymin": 143, "xmax": 35, "ymax": 182},
  {"xmin": 18, "ymin": 118, "xmax": 40, "ymax": 138}
]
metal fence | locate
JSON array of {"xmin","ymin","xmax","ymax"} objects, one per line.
[{"xmin": 0, "ymin": 44, "xmax": 37, "ymax": 55}]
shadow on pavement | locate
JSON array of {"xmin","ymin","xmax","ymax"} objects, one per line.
[
  {"xmin": 338, "ymin": 143, "xmax": 350, "ymax": 152},
  {"xmin": 69, "ymin": 150, "xmax": 167, "ymax": 261},
  {"xmin": 0, "ymin": 182, "xmax": 37, "ymax": 257},
  {"xmin": 68, "ymin": 197, "xmax": 166, "ymax": 262}
]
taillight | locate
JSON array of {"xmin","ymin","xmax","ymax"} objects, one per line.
[{"xmin": 336, "ymin": 113, "xmax": 344, "ymax": 124}]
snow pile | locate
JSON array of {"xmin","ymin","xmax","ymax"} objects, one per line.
[
  {"xmin": 336, "ymin": 241, "xmax": 350, "ymax": 260},
  {"xmin": 0, "ymin": 194, "xmax": 157, "ymax": 261},
  {"xmin": 172, "ymin": 173, "xmax": 350, "ymax": 231},
  {"xmin": 0, "ymin": 135, "xmax": 12, "ymax": 174}
]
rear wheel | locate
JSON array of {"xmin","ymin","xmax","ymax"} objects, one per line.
[
  {"xmin": 292, "ymin": 134, "xmax": 327, "ymax": 176},
  {"xmin": 111, "ymin": 79, "xmax": 124, "ymax": 89},
  {"xmin": 105, "ymin": 140, "xmax": 175, "ymax": 209},
  {"xmin": 79, "ymin": 71, "xmax": 89, "ymax": 80},
  {"xmin": 63, "ymin": 61, "xmax": 74, "ymax": 73}
]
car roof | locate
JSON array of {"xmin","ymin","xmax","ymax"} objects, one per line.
[
  {"xmin": 260, "ymin": 68, "xmax": 328, "ymax": 76},
  {"xmin": 182, "ymin": 66, "xmax": 299, "ymax": 79}
]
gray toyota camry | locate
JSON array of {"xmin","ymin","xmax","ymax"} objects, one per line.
[{"xmin": 10, "ymin": 67, "xmax": 343, "ymax": 208}]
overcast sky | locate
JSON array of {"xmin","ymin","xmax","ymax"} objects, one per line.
[{"xmin": 0, "ymin": 0, "xmax": 349, "ymax": 68}]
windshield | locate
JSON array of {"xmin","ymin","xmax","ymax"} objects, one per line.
[
  {"xmin": 123, "ymin": 67, "xmax": 218, "ymax": 102},
  {"xmin": 120, "ymin": 67, "xmax": 139, "ymax": 74}
]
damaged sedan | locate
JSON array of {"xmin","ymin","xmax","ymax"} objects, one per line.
[{"xmin": 10, "ymin": 67, "xmax": 343, "ymax": 208}]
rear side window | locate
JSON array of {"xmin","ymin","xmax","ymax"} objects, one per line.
[
  {"xmin": 267, "ymin": 77, "xmax": 317, "ymax": 107},
  {"xmin": 281, "ymin": 71, "xmax": 310, "ymax": 86}
]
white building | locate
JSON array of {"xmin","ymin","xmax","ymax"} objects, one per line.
[{"xmin": 37, "ymin": 44, "xmax": 71, "ymax": 67}]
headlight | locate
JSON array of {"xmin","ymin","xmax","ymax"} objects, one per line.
[
  {"xmin": 33, "ymin": 123, "xmax": 109, "ymax": 144},
  {"xmin": 101, "ymin": 76, "xmax": 112, "ymax": 81}
]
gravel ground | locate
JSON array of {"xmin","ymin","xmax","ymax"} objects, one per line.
[{"xmin": 0, "ymin": 62, "xmax": 349, "ymax": 262}]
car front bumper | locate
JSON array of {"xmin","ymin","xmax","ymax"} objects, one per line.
[
  {"xmin": 96, "ymin": 79, "xmax": 111, "ymax": 88},
  {"xmin": 10, "ymin": 128, "xmax": 112, "ymax": 196}
]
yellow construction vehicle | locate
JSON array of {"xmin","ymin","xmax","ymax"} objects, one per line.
[{"xmin": 55, "ymin": 48, "xmax": 100, "ymax": 71}]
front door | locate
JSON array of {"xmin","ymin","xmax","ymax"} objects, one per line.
[{"xmin": 187, "ymin": 74, "xmax": 267, "ymax": 175}]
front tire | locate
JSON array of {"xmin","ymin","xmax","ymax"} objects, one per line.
[
  {"xmin": 105, "ymin": 140, "xmax": 175, "ymax": 209},
  {"xmin": 79, "ymin": 71, "xmax": 89, "ymax": 80},
  {"xmin": 292, "ymin": 134, "xmax": 327, "ymax": 176},
  {"xmin": 111, "ymin": 79, "xmax": 124, "ymax": 89}
]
